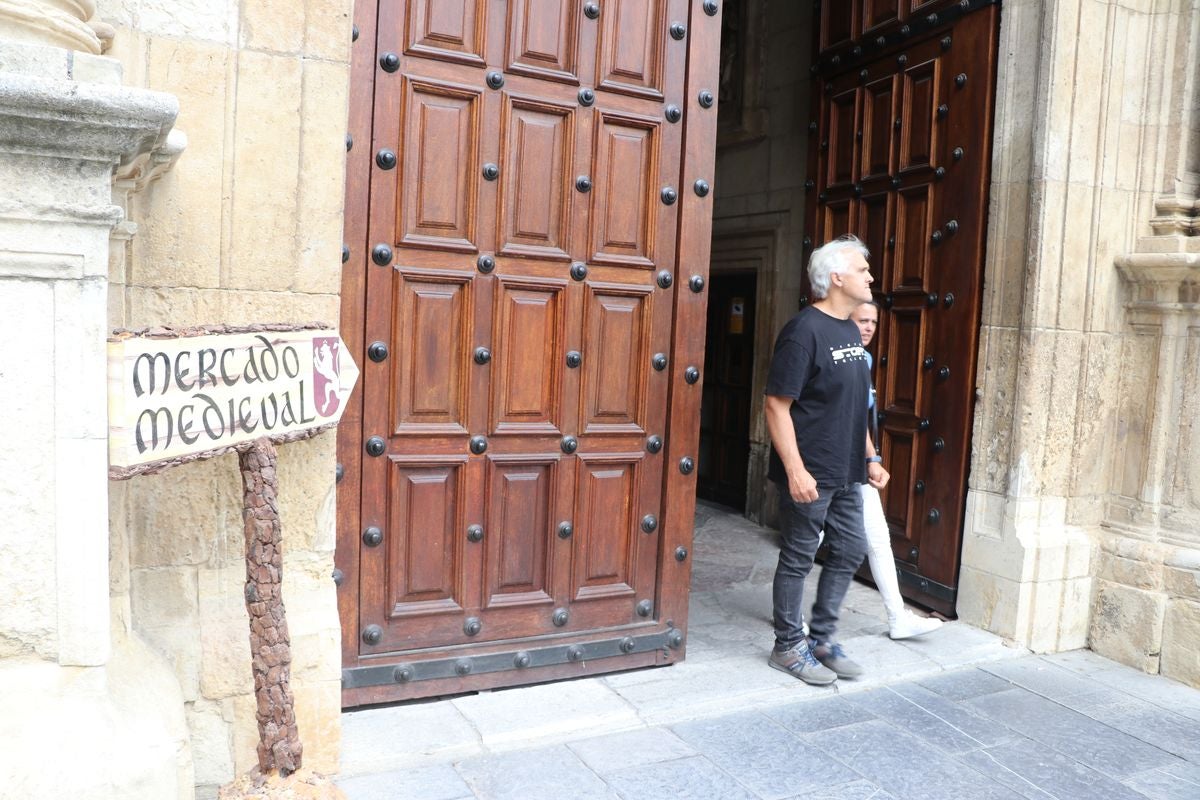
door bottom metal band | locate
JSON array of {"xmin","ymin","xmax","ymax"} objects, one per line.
[
  {"xmin": 897, "ymin": 568, "xmax": 957, "ymax": 604},
  {"xmin": 342, "ymin": 628, "xmax": 683, "ymax": 690}
]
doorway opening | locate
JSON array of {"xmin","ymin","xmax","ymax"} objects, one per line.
[{"xmin": 697, "ymin": 271, "xmax": 757, "ymax": 512}]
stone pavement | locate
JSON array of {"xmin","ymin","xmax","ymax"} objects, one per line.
[{"xmin": 336, "ymin": 502, "xmax": 1200, "ymax": 799}]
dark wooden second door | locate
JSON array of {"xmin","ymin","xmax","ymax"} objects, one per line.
[
  {"xmin": 338, "ymin": 0, "xmax": 720, "ymax": 704},
  {"xmin": 805, "ymin": 1, "xmax": 999, "ymax": 615}
]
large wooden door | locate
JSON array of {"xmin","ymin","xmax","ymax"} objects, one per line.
[
  {"xmin": 805, "ymin": 0, "xmax": 999, "ymax": 616},
  {"xmin": 337, "ymin": 0, "xmax": 721, "ymax": 705}
]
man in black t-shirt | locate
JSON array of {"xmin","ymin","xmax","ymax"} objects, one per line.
[{"xmin": 764, "ymin": 234, "xmax": 890, "ymax": 685}]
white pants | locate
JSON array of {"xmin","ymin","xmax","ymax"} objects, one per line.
[{"xmin": 861, "ymin": 483, "xmax": 906, "ymax": 624}]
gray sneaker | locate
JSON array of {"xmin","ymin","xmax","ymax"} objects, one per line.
[
  {"xmin": 810, "ymin": 639, "xmax": 863, "ymax": 679},
  {"xmin": 769, "ymin": 641, "xmax": 838, "ymax": 686}
]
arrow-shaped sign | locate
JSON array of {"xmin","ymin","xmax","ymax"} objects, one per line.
[{"xmin": 108, "ymin": 325, "xmax": 359, "ymax": 477}]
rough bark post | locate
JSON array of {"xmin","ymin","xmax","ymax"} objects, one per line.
[{"xmin": 238, "ymin": 437, "xmax": 303, "ymax": 775}]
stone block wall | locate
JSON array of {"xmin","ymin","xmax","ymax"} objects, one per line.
[
  {"xmin": 96, "ymin": 1, "xmax": 353, "ymax": 795},
  {"xmin": 959, "ymin": 0, "xmax": 1200, "ymax": 687}
]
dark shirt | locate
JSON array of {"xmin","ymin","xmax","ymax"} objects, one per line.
[{"xmin": 765, "ymin": 306, "xmax": 869, "ymax": 487}]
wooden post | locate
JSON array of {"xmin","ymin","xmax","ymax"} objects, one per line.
[{"xmin": 237, "ymin": 437, "xmax": 303, "ymax": 776}]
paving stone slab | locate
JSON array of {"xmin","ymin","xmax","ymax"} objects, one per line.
[
  {"xmin": 608, "ymin": 652, "xmax": 836, "ymax": 725},
  {"xmin": 981, "ymin": 656, "xmax": 1102, "ymax": 701},
  {"xmin": 894, "ymin": 622, "xmax": 1026, "ymax": 670},
  {"xmin": 336, "ymin": 764, "xmax": 472, "ymax": 800},
  {"xmin": 967, "ymin": 687, "xmax": 1183, "ymax": 778},
  {"xmin": 566, "ymin": 727, "xmax": 697, "ymax": 775},
  {"xmin": 1055, "ymin": 694, "xmax": 1200, "ymax": 762},
  {"xmin": 454, "ymin": 745, "xmax": 618, "ymax": 800},
  {"xmin": 787, "ymin": 778, "xmax": 896, "ymax": 799},
  {"xmin": 603, "ymin": 754, "xmax": 758, "ymax": 800},
  {"xmin": 867, "ymin": 682, "xmax": 1021, "ymax": 752},
  {"xmin": 762, "ymin": 695, "xmax": 877, "ymax": 734},
  {"xmin": 1123, "ymin": 766, "xmax": 1200, "ymax": 800},
  {"xmin": 916, "ymin": 667, "xmax": 1016, "ymax": 700},
  {"xmin": 340, "ymin": 701, "xmax": 482, "ymax": 775},
  {"xmin": 960, "ymin": 737, "xmax": 1152, "ymax": 800},
  {"xmin": 805, "ymin": 718, "xmax": 1024, "ymax": 800},
  {"xmin": 451, "ymin": 676, "xmax": 639, "ymax": 751},
  {"xmin": 1046, "ymin": 652, "xmax": 1200, "ymax": 723},
  {"xmin": 671, "ymin": 710, "xmax": 860, "ymax": 799},
  {"xmin": 954, "ymin": 745, "xmax": 1057, "ymax": 800},
  {"xmin": 1160, "ymin": 761, "xmax": 1200, "ymax": 782}
]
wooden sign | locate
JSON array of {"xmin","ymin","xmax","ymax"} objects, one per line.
[{"xmin": 108, "ymin": 324, "xmax": 359, "ymax": 477}]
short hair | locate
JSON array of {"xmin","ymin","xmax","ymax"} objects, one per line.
[{"xmin": 807, "ymin": 234, "xmax": 870, "ymax": 299}]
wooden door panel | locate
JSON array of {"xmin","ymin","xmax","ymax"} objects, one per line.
[
  {"xmin": 483, "ymin": 457, "xmax": 557, "ymax": 609},
  {"xmin": 863, "ymin": 0, "xmax": 903, "ymax": 33},
  {"xmin": 881, "ymin": 431, "xmax": 916, "ymax": 538},
  {"xmin": 385, "ymin": 460, "xmax": 467, "ymax": 619},
  {"xmin": 506, "ymin": 0, "xmax": 581, "ymax": 83},
  {"xmin": 900, "ymin": 59, "xmax": 938, "ymax": 171},
  {"xmin": 885, "ymin": 308, "xmax": 924, "ymax": 413},
  {"xmin": 808, "ymin": 1, "xmax": 1000, "ymax": 616},
  {"xmin": 588, "ymin": 111, "xmax": 660, "ymax": 268},
  {"xmin": 862, "ymin": 76, "xmax": 898, "ymax": 179},
  {"xmin": 581, "ymin": 283, "xmax": 651, "ymax": 434},
  {"xmin": 820, "ymin": 3, "xmax": 855, "ymax": 51},
  {"xmin": 827, "ymin": 89, "xmax": 859, "ymax": 188},
  {"xmin": 398, "ymin": 78, "xmax": 483, "ymax": 252},
  {"xmin": 404, "ymin": 0, "xmax": 487, "ymax": 66},
  {"xmin": 895, "ymin": 186, "xmax": 931, "ymax": 289},
  {"xmin": 342, "ymin": 0, "xmax": 715, "ymax": 705},
  {"xmin": 393, "ymin": 269, "xmax": 473, "ymax": 433},
  {"xmin": 859, "ymin": 191, "xmax": 891, "ymax": 268},
  {"xmin": 822, "ymin": 199, "xmax": 855, "ymax": 245},
  {"xmin": 490, "ymin": 277, "xmax": 566, "ymax": 434},
  {"xmin": 572, "ymin": 455, "xmax": 641, "ymax": 601},
  {"xmin": 499, "ymin": 95, "xmax": 575, "ymax": 260},
  {"xmin": 596, "ymin": 0, "xmax": 667, "ymax": 99}
]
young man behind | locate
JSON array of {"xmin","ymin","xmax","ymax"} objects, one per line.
[{"xmin": 764, "ymin": 234, "xmax": 888, "ymax": 685}]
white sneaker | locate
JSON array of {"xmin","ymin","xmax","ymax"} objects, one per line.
[{"xmin": 888, "ymin": 611, "xmax": 943, "ymax": 640}]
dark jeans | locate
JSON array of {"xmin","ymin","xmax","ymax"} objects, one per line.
[{"xmin": 772, "ymin": 483, "xmax": 868, "ymax": 650}]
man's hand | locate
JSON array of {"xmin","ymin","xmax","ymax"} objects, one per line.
[
  {"xmin": 867, "ymin": 461, "xmax": 889, "ymax": 489},
  {"xmin": 788, "ymin": 468, "xmax": 819, "ymax": 503}
]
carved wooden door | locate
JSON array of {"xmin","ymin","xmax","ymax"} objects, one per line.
[
  {"xmin": 338, "ymin": 0, "xmax": 721, "ymax": 705},
  {"xmin": 805, "ymin": 0, "xmax": 999, "ymax": 616}
]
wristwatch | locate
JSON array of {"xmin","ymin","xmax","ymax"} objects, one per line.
[{"xmin": 866, "ymin": 455, "xmax": 883, "ymax": 464}]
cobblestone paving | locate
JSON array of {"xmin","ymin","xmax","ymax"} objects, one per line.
[{"xmin": 338, "ymin": 503, "xmax": 1200, "ymax": 800}]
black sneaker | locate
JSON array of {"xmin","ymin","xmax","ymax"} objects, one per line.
[
  {"xmin": 810, "ymin": 639, "xmax": 863, "ymax": 679},
  {"xmin": 769, "ymin": 641, "xmax": 838, "ymax": 685}
]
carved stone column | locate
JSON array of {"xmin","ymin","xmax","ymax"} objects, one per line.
[
  {"xmin": 0, "ymin": 21, "xmax": 191, "ymax": 798},
  {"xmin": 958, "ymin": 0, "xmax": 1200, "ymax": 675},
  {"xmin": 1103, "ymin": 218, "xmax": 1200, "ymax": 683},
  {"xmin": 0, "ymin": 0, "xmax": 101, "ymax": 53}
]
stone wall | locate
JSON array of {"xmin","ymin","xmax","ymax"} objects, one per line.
[
  {"xmin": 958, "ymin": 0, "xmax": 1200, "ymax": 687},
  {"xmin": 0, "ymin": 3, "xmax": 191, "ymax": 794},
  {"xmin": 96, "ymin": 1, "xmax": 353, "ymax": 795},
  {"xmin": 711, "ymin": 0, "xmax": 812, "ymax": 525}
]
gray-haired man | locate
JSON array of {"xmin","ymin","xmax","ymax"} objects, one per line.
[{"xmin": 764, "ymin": 234, "xmax": 889, "ymax": 684}]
